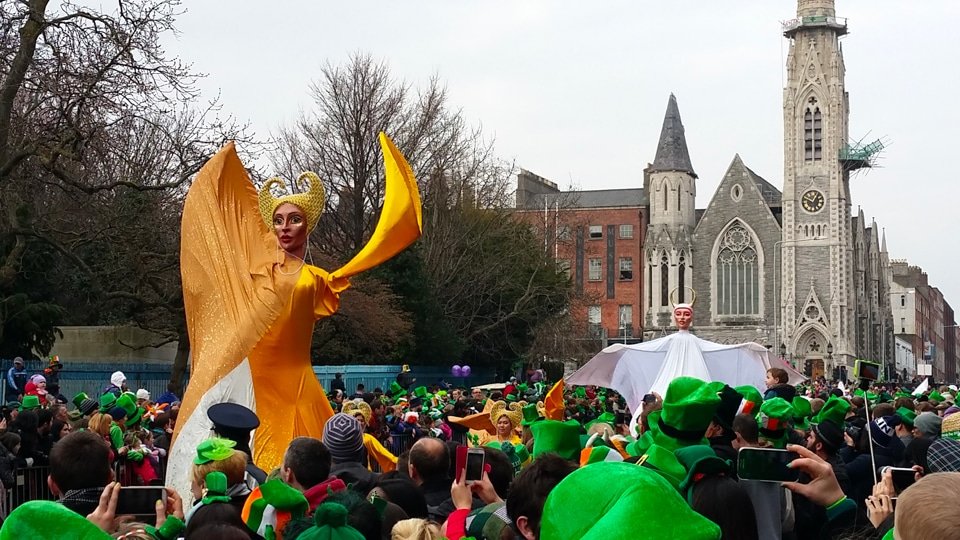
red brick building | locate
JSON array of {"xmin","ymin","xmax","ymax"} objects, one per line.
[{"xmin": 515, "ymin": 170, "xmax": 646, "ymax": 343}]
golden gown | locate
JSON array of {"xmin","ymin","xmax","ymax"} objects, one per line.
[{"xmin": 168, "ymin": 134, "xmax": 421, "ymax": 490}]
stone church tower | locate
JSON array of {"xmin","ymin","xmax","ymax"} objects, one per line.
[
  {"xmin": 779, "ymin": 0, "xmax": 856, "ymax": 376},
  {"xmin": 643, "ymin": 94, "xmax": 697, "ymax": 330}
]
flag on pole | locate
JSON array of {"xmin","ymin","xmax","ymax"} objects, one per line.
[
  {"xmin": 913, "ymin": 378, "xmax": 930, "ymax": 396},
  {"xmin": 544, "ymin": 379, "xmax": 565, "ymax": 420}
]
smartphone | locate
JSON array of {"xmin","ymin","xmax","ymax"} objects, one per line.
[
  {"xmin": 737, "ymin": 448, "xmax": 800, "ymax": 483},
  {"xmin": 455, "ymin": 445, "xmax": 469, "ymax": 481},
  {"xmin": 116, "ymin": 486, "xmax": 167, "ymax": 519},
  {"xmin": 856, "ymin": 359, "xmax": 881, "ymax": 381},
  {"xmin": 642, "ymin": 394, "xmax": 657, "ymax": 404},
  {"xmin": 465, "ymin": 448, "xmax": 485, "ymax": 484},
  {"xmin": 882, "ymin": 466, "xmax": 917, "ymax": 494}
]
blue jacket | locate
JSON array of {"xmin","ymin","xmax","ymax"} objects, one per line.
[{"xmin": 6, "ymin": 367, "xmax": 27, "ymax": 395}]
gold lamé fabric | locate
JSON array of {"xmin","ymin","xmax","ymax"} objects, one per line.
[{"xmin": 176, "ymin": 134, "xmax": 422, "ymax": 472}]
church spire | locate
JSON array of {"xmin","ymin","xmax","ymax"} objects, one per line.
[{"xmin": 650, "ymin": 94, "xmax": 697, "ymax": 179}]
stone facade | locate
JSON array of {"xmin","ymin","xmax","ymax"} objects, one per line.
[{"xmin": 515, "ymin": 0, "xmax": 896, "ymax": 375}]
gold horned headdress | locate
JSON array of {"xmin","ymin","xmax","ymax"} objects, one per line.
[
  {"xmin": 669, "ymin": 286, "xmax": 697, "ymax": 310},
  {"xmin": 258, "ymin": 172, "xmax": 326, "ymax": 232},
  {"xmin": 489, "ymin": 400, "xmax": 526, "ymax": 429},
  {"xmin": 342, "ymin": 399, "xmax": 373, "ymax": 424}
]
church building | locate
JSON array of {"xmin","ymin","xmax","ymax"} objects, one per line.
[{"xmin": 516, "ymin": 0, "xmax": 894, "ymax": 379}]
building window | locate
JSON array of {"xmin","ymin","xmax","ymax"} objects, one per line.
[
  {"xmin": 588, "ymin": 305, "xmax": 602, "ymax": 336},
  {"xmin": 618, "ymin": 305, "xmax": 633, "ymax": 337},
  {"xmin": 557, "ymin": 225, "xmax": 571, "ymax": 241},
  {"xmin": 588, "ymin": 258, "xmax": 602, "ymax": 281},
  {"xmin": 900, "ymin": 317, "xmax": 905, "ymax": 333},
  {"xmin": 804, "ymin": 106, "xmax": 823, "ymax": 161},
  {"xmin": 715, "ymin": 222, "xmax": 760, "ymax": 316},
  {"xmin": 678, "ymin": 256, "xmax": 686, "ymax": 303},
  {"xmin": 619, "ymin": 257, "xmax": 633, "ymax": 281},
  {"xmin": 660, "ymin": 253, "xmax": 669, "ymax": 307},
  {"xmin": 900, "ymin": 295, "xmax": 905, "ymax": 307},
  {"xmin": 619, "ymin": 224, "xmax": 633, "ymax": 239},
  {"xmin": 648, "ymin": 260, "xmax": 653, "ymax": 308},
  {"xmin": 557, "ymin": 259, "xmax": 571, "ymax": 279},
  {"xmin": 588, "ymin": 225, "xmax": 603, "ymax": 239}
]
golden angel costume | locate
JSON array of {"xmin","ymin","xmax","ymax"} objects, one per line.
[{"xmin": 167, "ymin": 134, "xmax": 421, "ymax": 491}]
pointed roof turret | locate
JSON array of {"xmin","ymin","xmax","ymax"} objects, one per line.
[
  {"xmin": 650, "ymin": 94, "xmax": 697, "ymax": 178},
  {"xmin": 881, "ymin": 228, "xmax": 888, "ymax": 253}
]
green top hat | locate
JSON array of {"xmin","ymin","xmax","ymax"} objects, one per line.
[
  {"xmin": 0, "ymin": 500, "xmax": 111, "ymax": 540},
  {"xmin": 656, "ymin": 377, "xmax": 720, "ymax": 450},
  {"xmin": 735, "ymin": 385, "xmax": 764, "ymax": 416},
  {"xmin": 676, "ymin": 445, "xmax": 732, "ymax": 505},
  {"xmin": 539, "ymin": 461, "xmax": 721, "ymax": 540},
  {"xmin": 574, "ymin": 386, "xmax": 587, "ymax": 399},
  {"xmin": 896, "ymin": 407, "xmax": 917, "ymax": 428},
  {"xmin": 814, "ymin": 395, "xmax": 851, "ymax": 427},
  {"xmin": 413, "ymin": 386, "xmax": 429, "ymax": 399},
  {"xmin": 72, "ymin": 392, "xmax": 89, "ymax": 410},
  {"xmin": 389, "ymin": 381, "xmax": 405, "ymax": 397},
  {"xmin": 929, "ymin": 391, "xmax": 944, "ymax": 403},
  {"xmin": 520, "ymin": 402, "xmax": 543, "ymax": 426},
  {"xmin": 18, "ymin": 395, "xmax": 40, "ymax": 412},
  {"xmin": 758, "ymin": 397, "xmax": 793, "ymax": 448},
  {"xmin": 99, "ymin": 393, "xmax": 117, "ymax": 413},
  {"xmin": 791, "ymin": 396, "xmax": 813, "ymax": 431},
  {"xmin": 116, "ymin": 393, "xmax": 143, "ymax": 428},
  {"xmin": 531, "ymin": 419, "xmax": 581, "ymax": 461}
]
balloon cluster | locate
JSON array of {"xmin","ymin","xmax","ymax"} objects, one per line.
[{"xmin": 451, "ymin": 365, "xmax": 472, "ymax": 377}]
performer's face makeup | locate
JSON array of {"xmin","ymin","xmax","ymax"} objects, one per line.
[
  {"xmin": 273, "ymin": 203, "xmax": 308, "ymax": 256},
  {"xmin": 674, "ymin": 307, "xmax": 693, "ymax": 330}
]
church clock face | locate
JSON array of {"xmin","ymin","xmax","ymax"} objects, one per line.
[{"xmin": 801, "ymin": 190, "xmax": 825, "ymax": 213}]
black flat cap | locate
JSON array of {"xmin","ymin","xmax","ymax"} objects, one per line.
[{"xmin": 207, "ymin": 402, "xmax": 260, "ymax": 432}]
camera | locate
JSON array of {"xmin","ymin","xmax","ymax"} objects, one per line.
[{"xmin": 845, "ymin": 425, "xmax": 861, "ymax": 440}]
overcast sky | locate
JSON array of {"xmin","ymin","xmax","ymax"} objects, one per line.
[{"xmin": 164, "ymin": 0, "xmax": 960, "ymax": 305}]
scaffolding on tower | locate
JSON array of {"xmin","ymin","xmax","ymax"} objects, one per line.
[{"xmin": 840, "ymin": 135, "xmax": 886, "ymax": 173}]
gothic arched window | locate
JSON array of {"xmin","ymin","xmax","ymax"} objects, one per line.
[
  {"xmin": 804, "ymin": 104, "xmax": 823, "ymax": 161},
  {"xmin": 678, "ymin": 255, "xmax": 686, "ymax": 303},
  {"xmin": 660, "ymin": 253, "xmax": 669, "ymax": 307},
  {"xmin": 716, "ymin": 223, "xmax": 760, "ymax": 316}
]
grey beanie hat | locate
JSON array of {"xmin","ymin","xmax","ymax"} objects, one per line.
[
  {"xmin": 914, "ymin": 412, "xmax": 943, "ymax": 438},
  {"xmin": 323, "ymin": 412, "xmax": 365, "ymax": 462}
]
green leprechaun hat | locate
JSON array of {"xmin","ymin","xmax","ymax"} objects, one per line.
[
  {"xmin": 296, "ymin": 502, "xmax": 365, "ymax": 540},
  {"xmin": 758, "ymin": 397, "xmax": 794, "ymax": 449},
  {"xmin": 654, "ymin": 377, "xmax": 720, "ymax": 451},
  {"xmin": 675, "ymin": 445, "xmax": 732, "ymax": 505},
  {"xmin": 520, "ymin": 402, "xmax": 544, "ymax": 427},
  {"xmin": 531, "ymin": 419, "xmax": 581, "ymax": 461},
  {"xmin": 539, "ymin": 461, "xmax": 721, "ymax": 540},
  {"xmin": 98, "ymin": 392, "xmax": 117, "ymax": 413},
  {"xmin": 72, "ymin": 392, "xmax": 89, "ymax": 410},
  {"xmin": 814, "ymin": 396, "xmax": 851, "ymax": 427},
  {"xmin": 792, "ymin": 396, "xmax": 813, "ymax": 431},
  {"xmin": 0, "ymin": 500, "xmax": 111, "ymax": 540},
  {"xmin": 735, "ymin": 385, "xmax": 764, "ymax": 416},
  {"xmin": 18, "ymin": 395, "xmax": 40, "ymax": 412},
  {"xmin": 896, "ymin": 407, "xmax": 917, "ymax": 428},
  {"xmin": 116, "ymin": 393, "xmax": 143, "ymax": 428}
]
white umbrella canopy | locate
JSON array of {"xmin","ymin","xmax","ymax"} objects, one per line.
[{"xmin": 567, "ymin": 331, "xmax": 806, "ymax": 414}]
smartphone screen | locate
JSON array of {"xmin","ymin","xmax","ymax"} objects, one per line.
[
  {"xmin": 888, "ymin": 468, "xmax": 916, "ymax": 494},
  {"xmin": 465, "ymin": 450, "xmax": 485, "ymax": 482},
  {"xmin": 116, "ymin": 486, "xmax": 166, "ymax": 518},
  {"xmin": 737, "ymin": 448, "xmax": 800, "ymax": 483}
]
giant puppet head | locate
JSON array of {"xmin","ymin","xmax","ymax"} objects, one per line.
[{"xmin": 670, "ymin": 287, "xmax": 697, "ymax": 331}]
